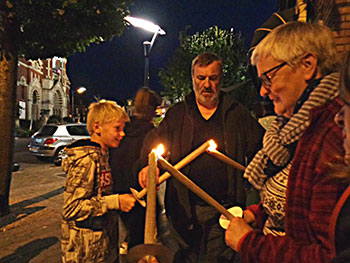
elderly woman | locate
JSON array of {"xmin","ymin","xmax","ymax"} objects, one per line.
[
  {"xmin": 330, "ymin": 51, "xmax": 350, "ymax": 263},
  {"xmin": 225, "ymin": 21, "xmax": 348, "ymax": 263}
]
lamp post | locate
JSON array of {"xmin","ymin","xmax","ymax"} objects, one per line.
[
  {"xmin": 124, "ymin": 16, "xmax": 166, "ymax": 87},
  {"xmin": 71, "ymin": 86, "xmax": 86, "ymax": 122}
]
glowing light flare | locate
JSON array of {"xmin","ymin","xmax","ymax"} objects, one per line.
[
  {"xmin": 76, "ymin": 87, "xmax": 86, "ymax": 94},
  {"xmin": 124, "ymin": 16, "xmax": 166, "ymax": 35}
]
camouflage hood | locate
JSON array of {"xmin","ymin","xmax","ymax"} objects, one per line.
[{"xmin": 62, "ymin": 139, "xmax": 102, "ymax": 173}]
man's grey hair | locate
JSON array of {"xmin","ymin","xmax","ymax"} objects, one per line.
[{"xmin": 191, "ymin": 52, "xmax": 223, "ymax": 76}]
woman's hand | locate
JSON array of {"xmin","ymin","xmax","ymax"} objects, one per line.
[
  {"xmin": 225, "ymin": 217, "xmax": 253, "ymax": 252},
  {"xmin": 243, "ymin": 209, "xmax": 256, "ymax": 224}
]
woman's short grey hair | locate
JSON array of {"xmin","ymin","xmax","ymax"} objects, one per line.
[{"xmin": 251, "ymin": 21, "xmax": 339, "ymax": 75}]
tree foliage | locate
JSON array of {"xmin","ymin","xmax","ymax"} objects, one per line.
[
  {"xmin": 159, "ymin": 26, "xmax": 249, "ymax": 102},
  {"xmin": 0, "ymin": 0, "xmax": 132, "ymax": 59},
  {"xmin": 0, "ymin": 0, "xmax": 132, "ymax": 215}
]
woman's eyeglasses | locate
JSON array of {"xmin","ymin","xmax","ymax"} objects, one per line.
[{"xmin": 258, "ymin": 61, "xmax": 287, "ymax": 88}]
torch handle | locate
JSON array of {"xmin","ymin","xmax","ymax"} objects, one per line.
[
  {"xmin": 158, "ymin": 157, "xmax": 234, "ymax": 220},
  {"xmin": 208, "ymin": 150, "xmax": 246, "ymax": 171},
  {"xmin": 144, "ymin": 152, "xmax": 157, "ymax": 244}
]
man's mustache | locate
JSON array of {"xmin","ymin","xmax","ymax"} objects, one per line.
[{"xmin": 202, "ymin": 87, "xmax": 214, "ymax": 93}]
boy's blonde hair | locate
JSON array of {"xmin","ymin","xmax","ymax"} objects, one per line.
[{"xmin": 86, "ymin": 100, "xmax": 130, "ymax": 135}]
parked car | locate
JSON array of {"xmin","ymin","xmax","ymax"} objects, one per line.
[{"xmin": 28, "ymin": 123, "xmax": 90, "ymax": 165}]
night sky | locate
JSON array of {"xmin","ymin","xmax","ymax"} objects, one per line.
[{"xmin": 66, "ymin": 0, "xmax": 278, "ymax": 104}]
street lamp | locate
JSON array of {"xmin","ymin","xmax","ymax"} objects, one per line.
[
  {"xmin": 124, "ymin": 16, "xmax": 166, "ymax": 87},
  {"xmin": 71, "ymin": 86, "xmax": 86, "ymax": 122}
]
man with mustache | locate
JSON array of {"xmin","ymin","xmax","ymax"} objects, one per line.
[{"xmin": 138, "ymin": 52, "xmax": 264, "ymax": 263}]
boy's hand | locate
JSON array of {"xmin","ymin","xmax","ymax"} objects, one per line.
[
  {"xmin": 138, "ymin": 166, "xmax": 160, "ymax": 189},
  {"xmin": 119, "ymin": 194, "xmax": 136, "ymax": 212}
]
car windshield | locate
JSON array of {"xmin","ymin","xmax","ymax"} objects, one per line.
[
  {"xmin": 38, "ymin": 125, "xmax": 58, "ymax": 136},
  {"xmin": 66, "ymin": 125, "xmax": 89, "ymax": 136}
]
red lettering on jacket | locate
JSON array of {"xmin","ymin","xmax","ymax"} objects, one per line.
[{"xmin": 99, "ymin": 170, "xmax": 113, "ymax": 190}]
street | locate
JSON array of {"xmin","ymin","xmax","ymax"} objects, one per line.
[{"xmin": 0, "ymin": 138, "xmax": 65, "ymax": 263}]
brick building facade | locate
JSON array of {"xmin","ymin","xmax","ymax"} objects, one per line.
[
  {"xmin": 276, "ymin": 1, "xmax": 350, "ymax": 55},
  {"xmin": 333, "ymin": 0, "xmax": 350, "ymax": 54},
  {"xmin": 16, "ymin": 56, "xmax": 71, "ymax": 129}
]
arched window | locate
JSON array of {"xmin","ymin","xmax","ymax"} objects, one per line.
[
  {"xmin": 32, "ymin": 90, "xmax": 39, "ymax": 120},
  {"xmin": 53, "ymin": 90, "xmax": 63, "ymax": 117}
]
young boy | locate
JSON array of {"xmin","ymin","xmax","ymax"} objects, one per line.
[{"xmin": 61, "ymin": 100, "xmax": 136, "ymax": 263}]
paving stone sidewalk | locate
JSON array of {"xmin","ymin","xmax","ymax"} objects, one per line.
[
  {"xmin": 0, "ymin": 140, "xmax": 173, "ymax": 263},
  {"xmin": 0, "ymin": 161, "xmax": 66, "ymax": 263}
]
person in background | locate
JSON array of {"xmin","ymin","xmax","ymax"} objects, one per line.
[
  {"xmin": 138, "ymin": 52, "xmax": 264, "ymax": 263},
  {"xmin": 330, "ymin": 51, "xmax": 350, "ymax": 263},
  {"xmin": 109, "ymin": 87, "xmax": 161, "ymax": 253},
  {"xmin": 225, "ymin": 21, "xmax": 348, "ymax": 263},
  {"xmin": 61, "ymin": 100, "xmax": 136, "ymax": 263}
]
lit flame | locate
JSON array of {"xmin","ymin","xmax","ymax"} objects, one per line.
[
  {"xmin": 207, "ymin": 140, "xmax": 217, "ymax": 152},
  {"xmin": 153, "ymin": 144, "xmax": 165, "ymax": 156}
]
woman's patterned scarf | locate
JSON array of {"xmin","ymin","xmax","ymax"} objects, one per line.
[{"xmin": 244, "ymin": 72, "xmax": 340, "ymax": 190}]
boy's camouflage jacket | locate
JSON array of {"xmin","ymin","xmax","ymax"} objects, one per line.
[{"xmin": 61, "ymin": 139, "xmax": 118, "ymax": 263}]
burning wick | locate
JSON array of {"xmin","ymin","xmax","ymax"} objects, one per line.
[
  {"xmin": 208, "ymin": 139, "xmax": 218, "ymax": 152},
  {"xmin": 206, "ymin": 140, "xmax": 245, "ymax": 171},
  {"xmin": 154, "ymin": 144, "xmax": 165, "ymax": 157}
]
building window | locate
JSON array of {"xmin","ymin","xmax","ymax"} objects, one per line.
[{"xmin": 53, "ymin": 90, "xmax": 63, "ymax": 117}]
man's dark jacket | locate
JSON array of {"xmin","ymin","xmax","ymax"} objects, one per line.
[{"xmin": 140, "ymin": 91, "xmax": 264, "ymax": 241}]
